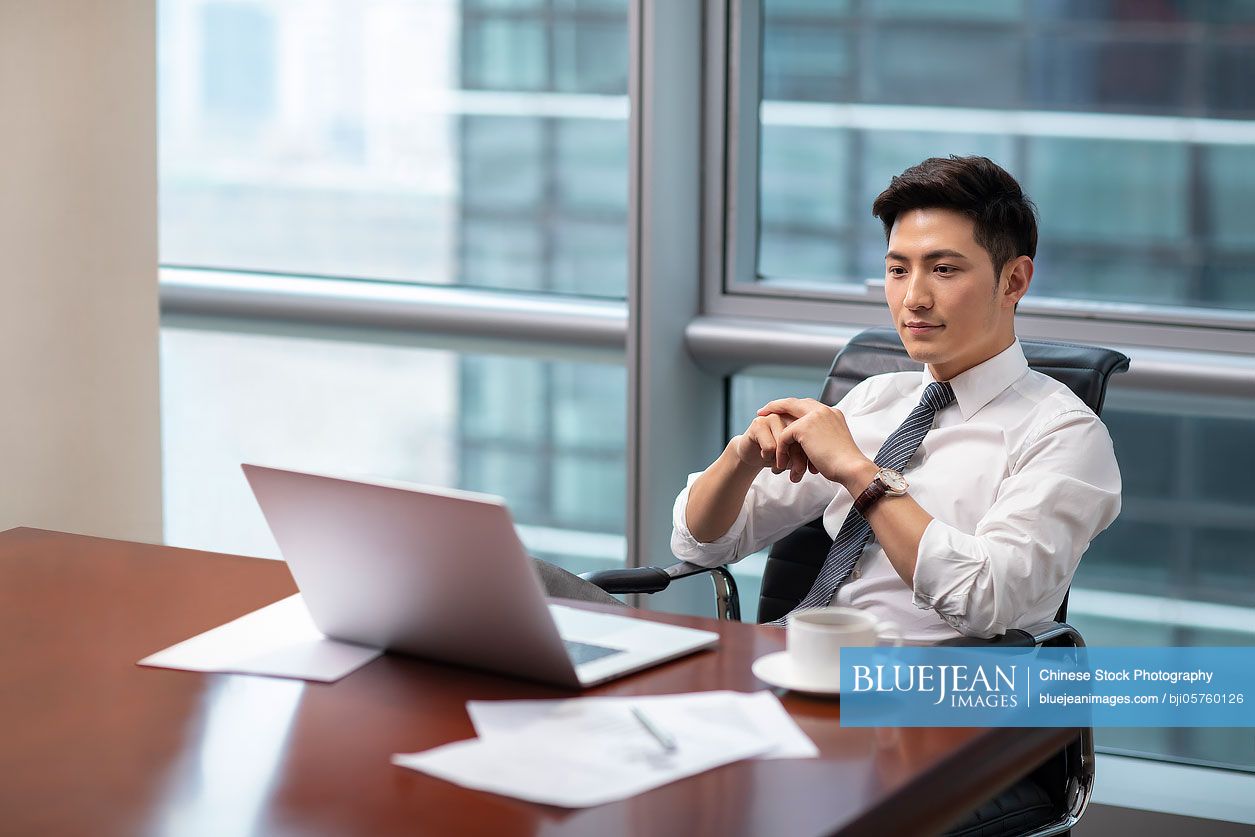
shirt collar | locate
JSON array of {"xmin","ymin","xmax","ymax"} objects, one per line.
[{"xmin": 924, "ymin": 339, "xmax": 1029, "ymax": 420}]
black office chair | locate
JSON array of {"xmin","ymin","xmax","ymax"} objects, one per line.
[{"xmin": 583, "ymin": 327, "xmax": 1130, "ymax": 837}]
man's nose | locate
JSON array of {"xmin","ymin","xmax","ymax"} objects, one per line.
[{"xmin": 902, "ymin": 271, "xmax": 932, "ymax": 309}]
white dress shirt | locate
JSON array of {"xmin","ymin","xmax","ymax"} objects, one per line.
[{"xmin": 670, "ymin": 340, "xmax": 1122, "ymax": 643}]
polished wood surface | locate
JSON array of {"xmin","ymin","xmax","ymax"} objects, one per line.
[{"xmin": 0, "ymin": 528, "xmax": 1069, "ymax": 836}]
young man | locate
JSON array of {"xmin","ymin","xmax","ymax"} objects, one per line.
[{"xmin": 672, "ymin": 156, "xmax": 1121, "ymax": 642}]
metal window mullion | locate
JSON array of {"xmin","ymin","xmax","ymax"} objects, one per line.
[
  {"xmin": 158, "ymin": 268, "xmax": 628, "ymax": 354},
  {"xmin": 627, "ymin": 0, "xmax": 723, "ymax": 615},
  {"xmin": 701, "ymin": 0, "xmax": 731, "ymax": 313},
  {"xmin": 684, "ymin": 314, "xmax": 1255, "ymax": 398},
  {"xmin": 724, "ymin": 0, "xmax": 761, "ymax": 289}
]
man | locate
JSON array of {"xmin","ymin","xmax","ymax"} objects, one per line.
[{"xmin": 671, "ymin": 156, "xmax": 1121, "ymax": 642}]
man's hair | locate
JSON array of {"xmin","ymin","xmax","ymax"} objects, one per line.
[{"xmin": 871, "ymin": 155, "xmax": 1038, "ymax": 277}]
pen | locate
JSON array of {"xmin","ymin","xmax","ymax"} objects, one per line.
[{"xmin": 631, "ymin": 706, "xmax": 678, "ymax": 753}]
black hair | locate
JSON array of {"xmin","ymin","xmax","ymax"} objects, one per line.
[{"xmin": 871, "ymin": 155, "xmax": 1038, "ymax": 276}]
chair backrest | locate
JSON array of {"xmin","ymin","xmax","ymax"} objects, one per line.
[
  {"xmin": 756, "ymin": 327, "xmax": 1130, "ymax": 625},
  {"xmin": 819, "ymin": 327, "xmax": 1130, "ymax": 415}
]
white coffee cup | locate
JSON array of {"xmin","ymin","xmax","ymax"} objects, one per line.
[{"xmin": 786, "ymin": 607, "xmax": 902, "ymax": 689}]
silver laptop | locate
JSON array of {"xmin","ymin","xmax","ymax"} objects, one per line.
[{"xmin": 241, "ymin": 464, "xmax": 718, "ymax": 688}]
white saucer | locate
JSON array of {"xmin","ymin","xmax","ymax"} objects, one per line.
[{"xmin": 751, "ymin": 651, "xmax": 842, "ymax": 696}]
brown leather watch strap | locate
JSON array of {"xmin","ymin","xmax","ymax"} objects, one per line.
[{"xmin": 854, "ymin": 478, "xmax": 889, "ymax": 517}]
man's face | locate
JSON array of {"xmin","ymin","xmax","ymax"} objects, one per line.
[{"xmin": 883, "ymin": 207, "xmax": 1025, "ymax": 381}]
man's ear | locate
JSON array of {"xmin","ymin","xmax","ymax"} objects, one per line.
[{"xmin": 1000, "ymin": 256, "xmax": 1033, "ymax": 309}]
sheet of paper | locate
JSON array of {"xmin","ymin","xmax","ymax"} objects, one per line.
[
  {"xmin": 393, "ymin": 694, "xmax": 775, "ymax": 807},
  {"xmin": 467, "ymin": 690, "xmax": 818, "ymax": 760},
  {"xmin": 138, "ymin": 594, "xmax": 382, "ymax": 682}
]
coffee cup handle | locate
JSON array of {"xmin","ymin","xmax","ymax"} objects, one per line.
[{"xmin": 876, "ymin": 620, "xmax": 904, "ymax": 647}]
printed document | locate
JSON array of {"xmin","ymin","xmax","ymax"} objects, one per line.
[
  {"xmin": 138, "ymin": 594, "xmax": 381, "ymax": 682},
  {"xmin": 468, "ymin": 690, "xmax": 818, "ymax": 760},
  {"xmin": 392, "ymin": 691, "xmax": 816, "ymax": 807}
]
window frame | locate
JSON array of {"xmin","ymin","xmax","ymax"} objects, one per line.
[{"xmin": 703, "ymin": 0, "xmax": 1255, "ymax": 357}]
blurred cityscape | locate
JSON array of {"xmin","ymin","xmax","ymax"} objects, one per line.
[
  {"xmin": 758, "ymin": 0, "xmax": 1255, "ymax": 311},
  {"xmin": 160, "ymin": 0, "xmax": 630, "ymax": 575}
]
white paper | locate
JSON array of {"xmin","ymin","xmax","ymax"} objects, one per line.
[
  {"xmin": 467, "ymin": 690, "xmax": 818, "ymax": 760},
  {"xmin": 138, "ymin": 594, "xmax": 382, "ymax": 682},
  {"xmin": 393, "ymin": 694, "xmax": 776, "ymax": 808}
]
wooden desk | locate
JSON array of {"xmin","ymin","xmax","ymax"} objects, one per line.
[{"xmin": 0, "ymin": 528, "xmax": 1069, "ymax": 836}]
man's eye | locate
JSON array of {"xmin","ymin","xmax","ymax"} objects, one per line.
[
  {"xmin": 935, "ymin": 265, "xmax": 956, "ymax": 276},
  {"xmin": 887, "ymin": 266, "xmax": 907, "ymax": 277}
]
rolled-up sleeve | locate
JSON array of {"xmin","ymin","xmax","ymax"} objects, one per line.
[{"xmin": 912, "ymin": 409, "xmax": 1122, "ymax": 638}]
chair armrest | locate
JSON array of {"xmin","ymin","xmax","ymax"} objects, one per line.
[
  {"xmin": 580, "ymin": 560, "xmax": 724, "ymax": 593},
  {"xmin": 1029, "ymin": 621, "xmax": 1085, "ymax": 648},
  {"xmin": 579, "ymin": 565, "xmax": 672, "ymax": 594},
  {"xmin": 932, "ymin": 621, "xmax": 1086, "ymax": 649},
  {"xmin": 580, "ymin": 562, "xmax": 742, "ymax": 621},
  {"xmin": 934, "ymin": 629, "xmax": 1036, "ymax": 648}
]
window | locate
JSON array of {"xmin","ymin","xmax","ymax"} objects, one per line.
[
  {"xmin": 158, "ymin": 0, "xmax": 630, "ymax": 574},
  {"xmin": 160, "ymin": 327, "xmax": 626, "ymax": 576},
  {"xmin": 748, "ymin": 0, "xmax": 1255, "ymax": 320},
  {"xmin": 160, "ymin": 0, "xmax": 628, "ymax": 298}
]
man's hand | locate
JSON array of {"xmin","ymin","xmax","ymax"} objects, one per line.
[
  {"xmin": 731, "ymin": 412, "xmax": 814, "ymax": 480},
  {"xmin": 756, "ymin": 398, "xmax": 876, "ymax": 491}
]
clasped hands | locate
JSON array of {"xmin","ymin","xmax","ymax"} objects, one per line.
[{"xmin": 734, "ymin": 398, "xmax": 871, "ymax": 488}]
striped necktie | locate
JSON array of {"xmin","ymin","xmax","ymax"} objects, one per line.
[{"xmin": 769, "ymin": 381, "xmax": 956, "ymax": 626}]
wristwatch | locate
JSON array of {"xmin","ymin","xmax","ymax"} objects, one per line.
[{"xmin": 853, "ymin": 467, "xmax": 909, "ymax": 516}]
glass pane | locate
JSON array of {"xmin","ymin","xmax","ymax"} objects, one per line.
[
  {"xmin": 759, "ymin": 126, "xmax": 851, "ymax": 281},
  {"xmin": 756, "ymin": 0, "xmax": 1255, "ymax": 314},
  {"xmin": 161, "ymin": 327, "xmax": 627, "ymax": 577},
  {"xmin": 871, "ymin": 0, "xmax": 1025, "ymax": 22},
  {"xmin": 1078, "ymin": 391, "xmax": 1255, "ymax": 612},
  {"xmin": 728, "ymin": 371, "xmax": 1255, "ymax": 772},
  {"xmin": 1075, "ymin": 390, "xmax": 1255, "ymax": 772},
  {"xmin": 160, "ymin": 0, "xmax": 629, "ymax": 298},
  {"xmin": 762, "ymin": 24, "xmax": 853, "ymax": 103},
  {"xmin": 870, "ymin": 28, "xmax": 1023, "ymax": 109}
]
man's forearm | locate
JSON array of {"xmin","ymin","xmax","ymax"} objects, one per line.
[
  {"xmin": 839, "ymin": 461, "xmax": 933, "ymax": 587},
  {"xmin": 863, "ymin": 494, "xmax": 933, "ymax": 586},
  {"xmin": 684, "ymin": 441, "xmax": 762, "ymax": 543}
]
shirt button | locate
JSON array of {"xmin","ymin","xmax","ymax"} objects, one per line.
[{"xmin": 851, "ymin": 567, "xmax": 861, "ymax": 579}]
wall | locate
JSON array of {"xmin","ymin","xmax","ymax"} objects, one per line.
[{"xmin": 0, "ymin": 0, "xmax": 161, "ymax": 541}]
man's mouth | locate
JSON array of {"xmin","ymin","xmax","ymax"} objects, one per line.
[{"xmin": 904, "ymin": 322, "xmax": 943, "ymax": 334}]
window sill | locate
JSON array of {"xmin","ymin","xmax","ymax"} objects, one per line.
[{"xmin": 1093, "ymin": 754, "xmax": 1255, "ymax": 825}]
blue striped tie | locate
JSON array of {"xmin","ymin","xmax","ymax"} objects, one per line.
[{"xmin": 769, "ymin": 381, "xmax": 956, "ymax": 626}]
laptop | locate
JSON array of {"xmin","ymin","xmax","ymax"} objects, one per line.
[{"xmin": 241, "ymin": 464, "xmax": 718, "ymax": 688}]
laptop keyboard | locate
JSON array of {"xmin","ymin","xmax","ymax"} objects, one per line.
[{"xmin": 563, "ymin": 639, "xmax": 625, "ymax": 666}]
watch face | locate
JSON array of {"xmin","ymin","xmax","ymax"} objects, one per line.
[{"xmin": 879, "ymin": 469, "xmax": 908, "ymax": 492}]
